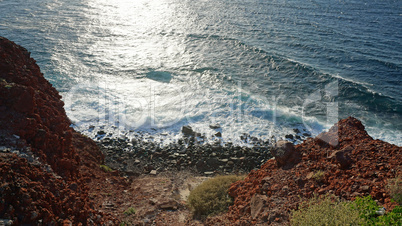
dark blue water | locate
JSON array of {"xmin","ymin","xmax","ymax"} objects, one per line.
[{"xmin": 1, "ymin": 0, "xmax": 401, "ymax": 145}]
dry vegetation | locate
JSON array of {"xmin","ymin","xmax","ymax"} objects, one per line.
[{"xmin": 188, "ymin": 175, "xmax": 244, "ymax": 218}]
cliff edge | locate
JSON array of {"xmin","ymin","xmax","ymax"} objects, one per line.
[
  {"xmin": 0, "ymin": 37, "xmax": 118, "ymax": 224},
  {"xmin": 225, "ymin": 117, "xmax": 401, "ymax": 225}
]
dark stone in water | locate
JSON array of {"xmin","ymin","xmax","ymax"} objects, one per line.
[
  {"xmin": 215, "ymin": 132, "xmax": 222, "ymax": 137},
  {"xmin": 182, "ymin": 125, "xmax": 194, "ymax": 137},
  {"xmin": 251, "ymin": 137, "xmax": 259, "ymax": 142},
  {"xmin": 209, "ymin": 123, "xmax": 221, "ymax": 129},
  {"xmin": 285, "ymin": 134, "xmax": 294, "ymax": 140}
]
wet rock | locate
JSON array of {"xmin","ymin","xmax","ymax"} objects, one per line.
[
  {"xmin": 182, "ymin": 125, "xmax": 194, "ymax": 137},
  {"xmin": 209, "ymin": 123, "xmax": 221, "ymax": 129},
  {"xmin": 215, "ymin": 132, "xmax": 222, "ymax": 137},
  {"xmin": 285, "ymin": 134, "xmax": 294, "ymax": 140},
  {"xmin": 97, "ymin": 134, "xmax": 274, "ymax": 177}
]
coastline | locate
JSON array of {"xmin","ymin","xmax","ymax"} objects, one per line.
[
  {"xmin": 97, "ymin": 133, "xmax": 273, "ymax": 177},
  {"xmin": 1, "ymin": 37, "xmax": 401, "ymax": 225}
]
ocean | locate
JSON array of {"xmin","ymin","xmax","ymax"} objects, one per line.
[{"xmin": 1, "ymin": 0, "xmax": 401, "ymax": 146}]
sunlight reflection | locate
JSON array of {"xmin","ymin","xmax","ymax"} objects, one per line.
[{"xmin": 85, "ymin": 0, "xmax": 188, "ymax": 73}]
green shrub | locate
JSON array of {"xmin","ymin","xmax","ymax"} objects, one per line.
[
  {"xmin": 349, "ymin": 195, "xmax": 402, "ymax": 225},
  {"xmin": 187, "ymin": 175, "xmax": 243, "ymax": 217},
  {"xmin": 100, "ymin": 164, "xmax": 113, "ymax": 172},
  {"xmin": 387, "ymin": 176, "xmax": 402, "ymax": 205},
  {"xmin": 123, "ymin": 207, "xmax": 136, "ymax": 216},
  {"xmin": 312, "ymin": 170, "xmax": 325, "ymax": 183},
  {"xmin": 349, "ymin": 195, "xmax": 379, "ymax": 223},
  {"xmin": 290, "ymin": 194, "xmax": 362, "ymax": 225}
]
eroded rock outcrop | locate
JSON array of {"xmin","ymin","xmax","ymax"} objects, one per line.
[
  {"xmin": 0, "ymin": 37, "xmax": 118, "ymax": 224},
  {"xmin": 227, "ymin": 117, "xmax": 401, "ymax": 225},
  {"xmin": 0, "ymin": 37, "xmax": 78, "ymax": 179}
]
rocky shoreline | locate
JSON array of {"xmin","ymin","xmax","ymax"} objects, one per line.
[
  {"xmin": 97, "ymin": 136, "xmax": 273, "ymax": 177},
  {"xmin": 94, "ymin": 123, "xmax": 311, "ymax": 177},
  {"xmin": 1, "ymin": 36, "xmax": 400, "ymax": 225}
]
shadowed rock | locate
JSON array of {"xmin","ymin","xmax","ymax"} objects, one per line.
[
  {"xmin": 181, "ymin": 125, "xmax": 194, "ymax": 137},
  {"xmin": 271, "ymin": 140, "xmax": 301, "ymax": 168},
  {"xmin": 329, "ymin": 145, "xmax": 354, "ymax": 169}
]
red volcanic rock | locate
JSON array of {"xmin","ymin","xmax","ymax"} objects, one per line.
[
  {"xmin": 0, "ymin": 37, "xmax": 77, "ymax": 179},
  {"xmin": 0, "ymin": 152, "xmax": 93, "ymax": 224},
  {"xmin": 0, "ymin": 37, "xmax": 118, "ymax": 224},
  {"xmin": 226, "ymin": 117, "xmax": 401, "ymax": 225}
]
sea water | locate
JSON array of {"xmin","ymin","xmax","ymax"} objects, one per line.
[{"xmin": 1, "ymin": 0, "xmax": 401, "ymax": 146}]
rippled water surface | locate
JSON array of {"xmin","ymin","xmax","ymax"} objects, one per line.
[{"xmin": 1, "ymin": 0, "xmax": 401, "ymax": 145}]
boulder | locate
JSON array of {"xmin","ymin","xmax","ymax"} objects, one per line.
[
  {"xmin": 271, "ymin": 140, "xmax": 301, "ymax": 168},
  {"xmin": 209, "ymin": 123, "xmax": 221, "ymax": 129},
  {"xmin": 285, "ymin": 134, "xmax": 294, "ymax": 140},
  {"xmin": 250, "ymin": 194, "xmax": 267, "ymax": 219},
  {"xmin": 328, "ymin": 145, "xmax": 354, "ymax": 169},
  {"xmin": 158, "ymin": 200, "xmax": 179, "ymax": 210},
  {"xmin": 182, "ymin": 125, "xmax": 194, "ymax": 137}
]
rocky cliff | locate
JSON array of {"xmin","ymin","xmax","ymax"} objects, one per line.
[
  {"xmin": 226, "ymin": 117, "xmax": 401, "ymax": 225},
  {"xmin": 1, "ymin": 36, "xmax": 400, "ymax": 225},
  {"xmin": 0, "ymin": 37, "xmax": 118, "ymax": 224}
]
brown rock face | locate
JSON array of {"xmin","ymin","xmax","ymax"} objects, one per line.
[
  {"xmin": 227, "ymin": 117, "xmax": 401, "ymax": 225},
  {"xmin": 0, "ymin": 37, "xmax": 78, "ymax": 179},
  {"xmin": 0, "ymin": 37, "xmax": 117, "ymax": 224},
  {"xmin": 0, "ymin": 153, "xmax": 91, "ymax": 224}
]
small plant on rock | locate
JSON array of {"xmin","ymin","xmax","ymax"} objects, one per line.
[
  {"xmin": 349, "ymin": 195, "xmax": 402, "ymax": 225},
  {"xmin": 312, "ymin": 170, "xmax": 325, "ymax": 183},
  {"xmin": 387, "ymin": 176, "xmax": 402, "ymax": 205},
  {"xmin": 100, "ymin": 164, "xmax": 113, "ymax": 172},
  {"xmin": 123, "ymin": 207, "xmax": 136, "ymax": 216},
  {"xmin": 187, "ymin": 175, "xmax": 244, "ymax": 217}
]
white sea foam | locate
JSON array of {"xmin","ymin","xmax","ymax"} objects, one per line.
[{"xmin": 3, "ymin": 0, "xmax": 400, "ymax": 147}]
